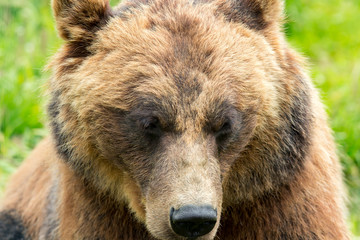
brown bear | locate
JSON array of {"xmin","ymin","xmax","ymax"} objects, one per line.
[{"xmin": 0, "ymin": 0, "xmax": 350, "ymax": 239}]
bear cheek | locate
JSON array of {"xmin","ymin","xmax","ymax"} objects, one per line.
[{"xmin": 121, "ymin": 172, "xmax": 148, "ymax": 222}]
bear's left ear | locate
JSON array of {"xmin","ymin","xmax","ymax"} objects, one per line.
[
  {"xmin": 52, "ymin": 0, "xmax": 112, "ymax": 41},
  {"xmin": 218, "ymin": 0, "xmax": 284, "ymax": 31}
]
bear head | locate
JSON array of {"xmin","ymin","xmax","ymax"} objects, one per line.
[{"xmin": 48, "ymin": 0, "xmax": 312, "ymax": 239}]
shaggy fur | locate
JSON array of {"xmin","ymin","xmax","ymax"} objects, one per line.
[{"xmin": 0, "ymin": 0, "xmax": 349, "ymax": 239}]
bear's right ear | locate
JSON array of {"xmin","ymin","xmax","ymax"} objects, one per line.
[{"xmin": 52, "ymin": 0, "xmax": 112, "ymax": 42}]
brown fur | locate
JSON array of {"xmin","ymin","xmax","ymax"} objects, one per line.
[{"xmin": 0, "ymin": 0, "xmax": 349, "ymax": 239}]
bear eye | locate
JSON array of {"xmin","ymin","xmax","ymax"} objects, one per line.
[
  {"xmin": 139, "ymin": 116, "xmax": 162, "ymax": 137},
  {"xmin": 215, "ymin": 121, "xmax": 231, "ymax": 136},
  {"xmin": 213, "ymin": 120, "xmax": 232, "ymax": 143}
]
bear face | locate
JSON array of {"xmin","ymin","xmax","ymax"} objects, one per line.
[{"xmin": 48, "ymin": 0, "xmax": 314, "ymax": 239}]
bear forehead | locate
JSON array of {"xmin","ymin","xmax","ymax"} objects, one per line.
[
  {"xmin": 90, "ymin": 16, "xmax": 268, "ymax": 94},
  {"xmin": 94, "ymin": 0, "xmax": 272, "ymax": 71}
]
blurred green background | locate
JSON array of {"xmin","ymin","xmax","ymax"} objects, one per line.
[{"xmin": 0, "ymin": 0, "xmax": 359, "ymax": 237}]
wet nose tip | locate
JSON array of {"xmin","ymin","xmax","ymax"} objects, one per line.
[{"xmin": 170, "ymin": 205, "xmax": 217, "ymax": 238}]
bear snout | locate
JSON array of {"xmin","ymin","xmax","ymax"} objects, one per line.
[{"xmin": 170, "ymin": 205, "xmax": 217, "ymax": 238}]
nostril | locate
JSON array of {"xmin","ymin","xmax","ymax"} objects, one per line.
[{"xmin": 170, "ymin": 205, "xmax": 217, "ymax": 238}]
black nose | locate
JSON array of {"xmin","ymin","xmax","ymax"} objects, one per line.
[{"xmin": 170, "ymin": 205, "xmax": 217, "ymax": 238}]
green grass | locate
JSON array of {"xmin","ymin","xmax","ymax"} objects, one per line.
[
  {"xmin": 0, "ymin": 0, "xmax": 61, "ymax": 192},
  {"xmin": 1, "ymin": 0, "xmax": 359, "ymax": 237}
]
